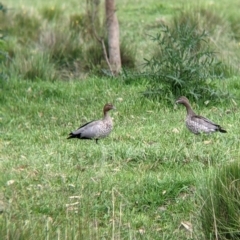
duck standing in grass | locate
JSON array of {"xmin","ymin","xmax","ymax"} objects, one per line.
[
  {"xmin": 67, "ymin": 103, "xmax": 115, "ymax": 143},
  {"xmin": 176, "ymin": 96, "xmax": 227, "ymax": 134}
]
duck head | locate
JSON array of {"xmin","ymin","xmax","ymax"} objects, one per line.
[
  {"xmin": 176, "ymin": 96, "xmax": 190, "ymax": 105},
  {"xmin": 103, "ymin": 103, "xmax": 116, "ymax": 113}
]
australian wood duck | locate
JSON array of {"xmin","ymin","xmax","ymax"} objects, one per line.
[
  {"xmin": 176, "ymin": 96, "xmax": 227, "ymax": 134},
  {"xmin": 67, "ymin": 103, "xmax": 115, "ymax": 143}
]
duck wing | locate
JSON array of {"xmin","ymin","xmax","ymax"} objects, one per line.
[
  {"xmin": 70, "ymin": 119, "xmax": 103, "ymax": 139},
  {"xmin": 191, "ymin": 115, "xmax": 226, "ymax": 132},
  {"xmin": 77, "ymin": 120, "xmax": 96, "ymax": 130}
]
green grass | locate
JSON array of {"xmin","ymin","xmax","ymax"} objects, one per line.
[
  {"xmin": 1, "ymin": 76, "xmax": 240, "ymax": 239},
  {"xmin": 200, "ymin": 161, "xmax": 240, "ymax": 239},
  {"xmin": 1, "ymin": 0, "xmax": 240, "ymax": 238}
]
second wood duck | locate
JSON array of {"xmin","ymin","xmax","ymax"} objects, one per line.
[{"xmin": 176, "ymin": 96, "xmax": 227, "ymax": 134}]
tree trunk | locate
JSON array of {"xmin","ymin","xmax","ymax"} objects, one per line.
[{"xmin": 105, "ymin": 0, "xmax": 121, "ymax": 75}]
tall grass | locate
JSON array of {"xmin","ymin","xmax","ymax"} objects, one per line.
[
  {"xmin": 200, "ymin": 162, "xmax": 240, "ymax": 239},
  {"xmin": 0, "ymin": 1, "xmax": 136, "ymax": 80}
]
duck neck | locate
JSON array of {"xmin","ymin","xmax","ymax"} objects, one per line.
[
  {"xmin": 184, "ymin": 102, "xmax": 195, "ymax": 116},
  {"xmin": 103, "ymin": 110, "xmax": 110, "ymax": 120}
]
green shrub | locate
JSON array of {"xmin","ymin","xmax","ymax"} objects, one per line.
[
  {"xmin": 143, "ymin": 22, "xmax": 223, "ymax": 102},
  {"xmin": 69, "ymin": 14, "xmax": 86, "ymax": 32},
  {"xmin": 43, "ymin": 30, "xmax": 83, "ymax": 67},
  {"xmin": 200, "ymin": 162, "xmax": 240, "ymax": 239},
  {"xmin": 40, "ymin": 6, "xmax": 62, "ymax": 21},
  {"xmin": 84, "ymin": 38, "xmax": 136, "ymax": 76},
  {"xmin": 10, "ymin": 13, "xmax": 41, "ymax": 43},
  {"xmin": 11, "ymin": 51, "xmax": 58, "ymax": 81},
  {"xmin": 120, "ymin": 38, "xmax": 136, "ymax": 69}
]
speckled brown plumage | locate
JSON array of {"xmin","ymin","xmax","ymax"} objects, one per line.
[
  {"xmin": 176, "ymin": 96, "xmax": 227, "ymax": 134},
  {"xmin": 67, "ymin": 103, "xmax": 115, "ymax": 143}
]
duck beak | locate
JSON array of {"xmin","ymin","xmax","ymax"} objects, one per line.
[{"xmin": 174, "ymin": 99, "xmax": 181, "ymax": 110}]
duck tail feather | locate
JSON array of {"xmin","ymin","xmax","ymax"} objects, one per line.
[{"xmin": 219, "ymin": 128, "xmax": 227, "ymax": 133}]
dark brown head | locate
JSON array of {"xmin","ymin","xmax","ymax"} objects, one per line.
[
  {"xmin": 176, "ymin": 96, "xmax": 190, "ymax": 105},
  {"xmin": 103, "ymin": 103, "xmax": 116, "ymax": 114},
  {"xmin": 176, "ymin": 96, "xmax": 195, "ymax": 115}
]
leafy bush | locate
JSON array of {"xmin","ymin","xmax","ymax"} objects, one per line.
[
  {"xmin": 143, "ymin": 22, "xmax": 223, "ymax": 102},
  {"xmin": 40, "ymin": 6, "xmax": 62, "ymax": 21},
  {"xmin": 200, "ymin": 162, "xmax": 240, "ymax": 239}
]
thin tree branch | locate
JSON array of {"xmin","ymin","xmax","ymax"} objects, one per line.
[{"xmin": 90, "ymin": 1, "xmax": 114, "ymax": 77}]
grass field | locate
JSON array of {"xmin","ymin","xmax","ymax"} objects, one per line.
[
  {"xmin": 1, "ymin": 76, "xmax": 240, "ymax": 239},
  {"xmin": 1, "ymin": 0, "xmax": 240, "ymax": 239}
]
